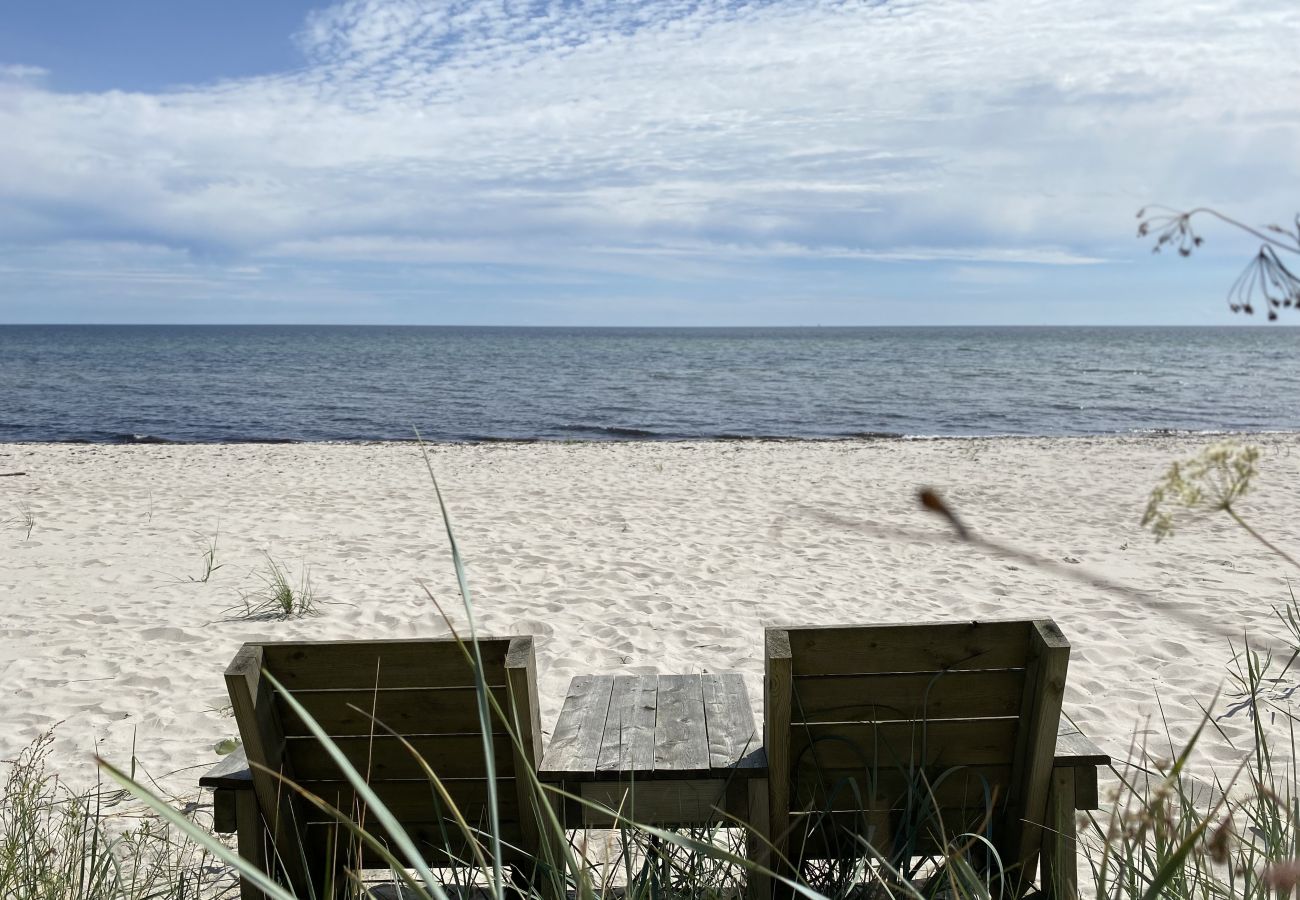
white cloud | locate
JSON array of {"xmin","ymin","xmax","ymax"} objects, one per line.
[
  {"xmin": 1, "ymin": 0, "xmax": 1297, "ymax": 316},
  {"xmin": 0, "ymin": 64, "xmax": 48, "ymax": 82}
]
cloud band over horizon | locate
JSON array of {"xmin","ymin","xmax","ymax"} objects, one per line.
[{"xmin": 2, "ymin": 0, "xmax": 1298, "ymax": 324}]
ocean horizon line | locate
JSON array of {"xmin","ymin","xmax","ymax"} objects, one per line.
[{"xmin": 3, "ymin": 322, "xmax": 1299, "ymax": 330}]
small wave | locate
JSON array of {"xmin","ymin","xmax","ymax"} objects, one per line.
[
  {"xmin": 839, "ymin": 430, "xmax": 907, "ymax": 440},
  {"xmin": 556, "ymin": 424, "xmax": 665, "ymax": 438},
  {"xmin": 463, "ymin": 435, "xmax": 545, "ymax": 444},
  {"xmin": 711, "ymin": 433, "xmax": 804, "ymax": 442}
]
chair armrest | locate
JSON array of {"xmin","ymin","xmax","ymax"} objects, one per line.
[
  {"xmin": 1054, "ymin": 726, "xmax": 1109, "ymax": 811},
  {"xmin": 199, "ymin": 745, "xmax": 252, "ymax": 790},
  {"xmin": 199, "ymin": 747, "xmax": 251, "ymax": 833}
]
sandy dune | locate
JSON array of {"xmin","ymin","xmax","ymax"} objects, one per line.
[{"xmin": 2, "ymin": 435, "xmax": 1298, "ymax": 801}]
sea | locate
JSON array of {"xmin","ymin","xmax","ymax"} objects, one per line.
[{"xmin": 0, "ymin": 325, "xmax": 1297, "ymax": 443}]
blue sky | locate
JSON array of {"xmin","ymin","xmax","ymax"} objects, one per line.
[{"xmin": 1, "ymin": 0, "xmax": 1297, "ymax": 325}]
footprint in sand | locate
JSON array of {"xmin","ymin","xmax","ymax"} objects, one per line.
[
  {"xmin": 510, "ymin": 619, "xmax": 555, "ymax": 638},
  {"xmin": 139, "ymin": 626, "xmax": 204, "ymax": 643}
]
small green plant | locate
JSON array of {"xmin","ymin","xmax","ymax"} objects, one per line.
[
  {"xmin": 235, "ymin": 553, "xmax": 316, "ymax": 619},
  {"xmin": 5, "ymin": 502, "xmax": 34, "ymax": 540},
  {"xmin": 189, "ymin": 527, "xmax": 224, "ymax": 583}
]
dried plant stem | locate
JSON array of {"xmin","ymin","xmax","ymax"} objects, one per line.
[{"xmin": 1225, "ymin": 507, "xmax": 1300, "ymax": 573}]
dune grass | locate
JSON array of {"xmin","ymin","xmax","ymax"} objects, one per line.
[{"xmin": 0, "ymin": 729, "xmax": 220, "ymax": 899}]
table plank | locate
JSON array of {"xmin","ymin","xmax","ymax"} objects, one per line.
[
  {"xmin": 654, "ymin": 674, "xmax": 710, "ymax": 773},
  {"xmin": 540, "ymin": 675, "xmax": 615, "ymax": 773},
  {"xmin": 702, "ymin": 673, "xmax": 759, "ymax": 770},
  {"xmin": 597, "ymin": 674, "xmax": 657, "ymax": 773}
]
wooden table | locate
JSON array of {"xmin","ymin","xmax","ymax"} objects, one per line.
[{"xmin": 538, "ymin": 673, "xmax": 768, "ymax": 829}]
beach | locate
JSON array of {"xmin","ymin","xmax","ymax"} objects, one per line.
[{"xmin": 2, "ymin": 434, "xmax": 1298, "ymax": 802}]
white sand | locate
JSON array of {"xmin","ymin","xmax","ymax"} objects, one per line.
[{"xmin": 2, "ymin": 435, "xmax": 1298, "ymax": 802}]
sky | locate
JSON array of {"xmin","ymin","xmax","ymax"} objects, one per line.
[{"xmin": 1, "ymin": 0, "xmax": 1297, "ymax": 326}]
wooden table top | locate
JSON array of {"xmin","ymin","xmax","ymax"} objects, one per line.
[{"xmin": 539, "ymin": 673, "xmax": 766, "ymax": 781}]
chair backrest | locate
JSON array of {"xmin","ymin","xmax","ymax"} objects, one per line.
[
  {"xmin": 764, "ymin": 618, "xmax": 1068, "ymax": 891},
  {"xmin": 225, "ymin": 636, "xmax": 542, "ymax": 887}
]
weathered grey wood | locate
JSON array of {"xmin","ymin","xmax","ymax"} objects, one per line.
[
  {"xmin": 225, "ymin": 644, "xmax": 312, "ymax": 895},
  {"xmin": 654, "ymin": 674, "xmax": 710, "ymax": 773},
  {"xmin": 792, "ymin": 669, "xmax": 1026, "ymax": 722},
  {"xmin": 275, "ymin": 685, "xmax": 510, "ymax": 736},
  {"xmin": 1006, "ymin": 619, "xmax": 1070, "ymax": 897},
  {"xmin": 212, "ymin": 789, "xmax": 238, "ymax": 833},
  {"xmin": 200, "ymin": 745, "xmax": 253, "ymax": 790},
  {"xmin": 783, "ymin": 619, "xmax": 1032, "ymax": 676},
  {"xmin": 789, "ymin": 717, "xmax": 1020, "ymax": 770},
  {"xmin": 293, "ymin": 777, "xmax": 521, "ymax": 820},
  {"xmin": 597, "ymin": 674, "xmax": 657, "ymax": 772},
  {"xmin": 1054, "ymin": 728, "xmax": 1109, "ymax": 766},
  {"xmin": 287, "ymin": 732, "xmax": 515, "ymax": 780},
  {"xmin": 795, "ymin": 764, "xmax": 1014, "ymax": 811},
  {"xmin": 218, "ymin": 636, "xmax": 545, "ymax": 895},
  {"xmin": 260, "ymin": 638, "xmax": 511, "ymax": 690},
  {"xmin": 765, "ymin": 628, "xmax": 793, "ymax": 894},
  {"xmin": 539, "ymin": 675, "xmax": 615, "ymax": 774},
  {"xmin": 234, "ymin": 790, "xmax": 269, "ymax": 900},
  {"xmin": 1042, "ymin": 766, "xmax": 1079, "ymax": 900},
  {"xmin": 1055, "ymin": 727, "xmax": 1107, "ymax": 812},
  {"xmin": 579, "ymin": 779, "xmax": 729, "ymax": 826},
  {"xmin": 703, "ymin": 673, "xmax": 760, "ymax": 769},
  {"xmin": 505, "ymin": 636, "xmax": 544, "ymax": 868},
  {"xmin": 767, "ymin": 618, "xmax": 1087, "ymax": 900}
]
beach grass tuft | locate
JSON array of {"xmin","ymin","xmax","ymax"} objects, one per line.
[
  {"xmin": 189, "ymin": 527, "xmax": 224, "ymax": 583},
  {"xmin": 235, "ymin": 553, "xmax": 316, "ymax": 618},
  {"xmin": 5, "ymin": 501, "xmax": 35, "ymax": 540}
]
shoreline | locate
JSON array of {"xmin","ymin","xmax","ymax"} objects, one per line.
[
  {"xmin": 5, "ymin": 427, "xmax": 1300, "ymax": 447},
  {"xmin": 3, "ymin": 434, "xmax": 1299, "ymax": 798}
]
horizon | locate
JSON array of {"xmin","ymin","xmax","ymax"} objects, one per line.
[
  {"xmin": 3, "ymin": 321, "xmax": 1299, "ymax": 330},
  {"xmin": 2, "ymin": 1, "xmax": 1298, "ymax": 326}
]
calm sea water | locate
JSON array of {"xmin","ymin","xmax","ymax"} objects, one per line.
[{"xmin": 0, "ymin": 326, "xmax": 1297, "ymax": 443}]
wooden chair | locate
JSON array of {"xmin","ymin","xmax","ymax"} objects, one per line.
[
  {"xmin": 761, "ymin": 618, "xmax": 1106, "ymax": 900},
  {"xmin": 199, "ymin": 636, "xmax": 547, "ymax": 899}
]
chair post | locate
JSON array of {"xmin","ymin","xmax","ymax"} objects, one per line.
[
  {"xmin": 1041, "ymin": 766, "xmax": 1079, "ymax": 900},
  {"xmin": 764, "ymin": 628, "xmax": 793, "ymax": 900},
  {"xmin": 234, "ymin": 790, "xmax": 270, "ymax": 900},
  {"xmin": 1006, "ymin": 620, "xmax": 1070, "ymax": 896},
  {"xmin": 225, "ymin": 644, "xmax": 313, "ymax": 897},
  {"xmin": 506, "ymin": 636, "xmax": 563, "ymax": 900}
]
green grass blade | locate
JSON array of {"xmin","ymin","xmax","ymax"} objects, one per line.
[{"xmin": 416, "ymin": 433, "xmax": 505, "ymax": 899}]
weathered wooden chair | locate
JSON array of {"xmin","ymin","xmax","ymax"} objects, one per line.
[
  {"xmin": 761, "ymin": 618, "xmax": 1106, "ymax": 900},
  {"xmin": 199, "ymin": 636, "xmax": 547, "ymax": 899}
]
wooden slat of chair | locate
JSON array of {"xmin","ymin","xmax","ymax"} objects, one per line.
[
  {"xmin": 260, "ymin": 638, "xmax": 512, "ymax": 689},
  {"xmin": 783, "ymin": 620, "xmax": 1033, "ymax": 675}
]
